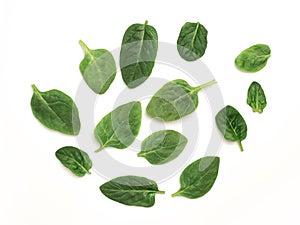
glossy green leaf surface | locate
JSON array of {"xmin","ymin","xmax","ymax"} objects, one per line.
[
  {"xmin": 100, "ymin": 176, "xmax": 165, "ymax": 207},
  {"xmin": 31, "ymin": 85, "xmax": 80, "ymax": 135},
  {"xmin": 120, "ymin": 21, "xmax": 158, "ymax": 88},
  {"xmin": 94, "ymin": 101, "xmax": 142, "ymax": 152},
  {"xmin": 172, "ymin": 157, "xmax": 220, "ymax": 199},
  {"xmin": 177, "ymin": 22, "xmax": 208, "ymax": 61},
  {"xmin": 215, "ymin": 105, "xmax": 247, "ymax": 151},
  {"xmin": 138, "ymin": 130, "xmax": 188, "ymax": 165},
  {"xmin": 235, "ymin": 44, "xmax": 271, "ymax": 72},
  {"xmin": 247, "ymin": 81, "xmax": 267, "ymax": 113},
  {"xmin": 146, "ymin": 79, "xmax": 216, "ymax": 121},
  {"xmin": 79, "ymin": 40, "xmax": 116, "ymax": 94},
  {"xmin": 55, "ymin": 146, "xmax": 92, "ymax": 177}
]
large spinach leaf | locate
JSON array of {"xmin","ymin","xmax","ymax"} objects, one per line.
[
  {"xmin": 247, "ymin": 81, "xmax": 267, "ymax": 113},
  {"xmin": 31, "ymin": 85, "xmax": 80, "ymax": 135},
  {"xmin": 120, "ymin": 21, "xmax": 158, "ymax": 88},
  {"xmin": 146, "ymin": 79, "xmax": 216, "ymax": 121},
  {"xmin": 100, "ymin": 175, "xmax": 165, "ymax": 207},
  {"xmin": 172, "ymin": 157, "xmax": 220, "ymax": 198},
  {"xmin": 94, "ymin": 101, "xmax": 142, "ymax": 152}
]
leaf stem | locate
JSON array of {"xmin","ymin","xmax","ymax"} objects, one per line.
[
  {"xmin": 31, "ymin": 84, "xmax": 40, "ymax": 93},
  {"xmin": 79, "ymin": 40, "xmax": 90, "ymax": 54},
  {"xmin": 171, "ymin": 191, "xmax": 181, "ymax": 197},
  {"xmin": 157, "ymin": 190, "xmax": 165, "ymax": 194},
  {"xmin": 238, "ymin": 141, "xmax": 244, "ymax": 152},
  {"xmin": 137, "ymin": 152, "xmax": 144, "ymax": 157},
  {"xmin": 193, "ymin": 79, "xmax": 217, "ymax": 93},
  {"xmin": 144, "ymin": 20, "xmax": 148, "ymax": 25},
  {"xmin": 95, "ymin": 145, "xmax": 105, "ymax": 153}
]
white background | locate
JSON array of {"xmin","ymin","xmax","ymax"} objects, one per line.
[{"xmin": 1, "ymin": 0, "xmax": 300, "ymax": 224}]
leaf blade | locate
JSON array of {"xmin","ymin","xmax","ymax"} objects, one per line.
[{"xmin": 247, "ymin": 81, "xmax": 267, "ymax": 113}]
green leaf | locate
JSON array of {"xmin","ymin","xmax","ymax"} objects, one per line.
[
  {"xmin": 172, "ymin": 157, "xmax": 220, "ymax": 199},
  {"xmin": 30, "ymin": 85, "xmax": 80, "ymax": 135},
  {"xmin": 55, "ymin": 146, "xmax": 92, "ymax": 177},
  {"xmin": 120, "ymin": 21, "xmax": 158, "ymax": 88},
  {"xmin": 146, "ymin": 79, "xmax": 216, "ymax": 121},
  {"xmin": 138, "ymin": 130, "xmax": 188, "ymax": 165},
  {"xmin": 79, "ymin": 40, "xmax": 116, "ymax": 94},
  {"xmin": 100, "ymin": 175, "xmax": 165, "ymax": 207},
  {"xmin": 215, "ymin": 105, "xmax": 247, "ymax": 151},
  {"xmin": 235, "ymin": 44, "xmax": 271, "ymax": 72},
  {"xmin": 94, "ymin": 101, "xmax": 142, "ymax": 152},
  {"xmin": 247, "ymin": 81, "xmax": 267, "ymax": 113},
  {"xmin": 177, "ymin": 22, "xmax": 208, "ymax": 61}
]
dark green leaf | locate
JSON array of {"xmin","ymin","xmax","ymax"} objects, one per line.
[
  {"xmin": 55, "ymin": 146, "xmax": 92, "ymax": 177},
  {"xmin": 146, "ymin": 79, "xmax": 216, "ymax": 121},
  {"xmin": 31, "ymin": 85, "xmax": 80, "ymax": 135},
  {"xmin": 79, "ymin": 40, "xmax": 116, "ymax": 94},
  {"xmin": 100, "ymin": 175, "xmax": 165, "ymax": 207},
  {"xmin": 235, "ymin": 44, "xmax": 271, "ymax": 72},
  {"xmin": 177, "ymin": 22, "xmax": 208, "ymax": 61},
  {"xmin": 247, "ymin": 81, "xmax": 267, "ymax": 113},
  {"xmin": 120, "ymin": 21, "xmax": 158, "ymax": 88},
  {"xmin": 215, "ymin": 105, "xmax": 247, "ymax": 151},
  {"xmin": 138, "ymin": 130, "xmax": 188, "ymax": 165},
  {"xmin": 172, "ymin": 157, "xmax": 220, "ymax": 199},
  {"xmin": 94, "ymin": 101, "xmax": 142, "ymax": 152}
]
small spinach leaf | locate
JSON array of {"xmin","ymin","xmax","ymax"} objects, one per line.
[
  {"xmin": 138, "ymin": 130, "xmax": 188, "ymax": 165},
  {"xmin": 235, "ymin": 44, "xmax": 271, "ymax": 72},
  {"xmin": 79, "ymin": 40, "xmax": 116, "ymax": 94},
  {"xmin": 247, "ymin": 81, "xmax": 267, "ymax": 113},
  {"xmin": 100, "ymin": 175, "xmax": 165, "ymax": 207},
  {"xmin": 55, "ymin": 146, "xmax": 92, "ymax": 177},
  {"xmin": 120, "ymin": 21, "xmax": 158, "ymax": 88},
  {"xmin": 94, "ymin": 101, "xmax": 142, "ymax": 152},
  {"xmin": 172, "ymin": 156, "xmax": 220, "ymax": 199},
  {"xmin": 146, "ymin": 79, "xmax": 216, "ymax": 121},
  {"xmin": 177, "ymin": 22, "xmax": 208, "ymax": 61},
  {"xmin": 215, "ymin": 105, "xmax": 247, "ymax": 151},
  {"xmin": 31, "ymin": 85, "xmax": 80, "ymax": 135}
]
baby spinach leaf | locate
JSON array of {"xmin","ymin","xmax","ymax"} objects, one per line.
[
  {"xmin": 146, "ymin": 79, "xmax": 216, "ymax": 121},
  {"xmin": 100, "ymin": 175, "xmax": 165, "ymax": 207},
  {"xmin": 247, "ymin": 81, "xmax": 267, "ymax": 113},
  {"xmin": 235, "ymin": 44, "xmax": 271, "ymax": 72},
  {"xmin": 94, "ymin": 101, "xmax": 142, "ymax": 152},
  {"xmin": 79, "ymin": 40, "xmax": 116, "ymax": 94},
  {"xmin": 31, "ymin": 84, "xmax": 80, "ymax": 135},
  {"xmin": 138, "ymin": 130, "xmax": 188, "ymax": 165},
  {"xmin": 172, "ymin": 156, "xmax": 220, "ymax": 199},
  {"xmin": 215, "ymin": 105, "xmax": 247, "ymax": 151},
  {"xmin": 55, "ymin": 146, "xmax": 92, "ymax": 177},
  {"xmin": 120, "ymin": 21, "xmax": 158, "ymax": 88},
  {"xmin": 177, "ymin": 22, "xmax": 208, "ymax": 61}
]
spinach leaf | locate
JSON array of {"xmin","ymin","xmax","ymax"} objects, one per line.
[
  {"xmin": 235, "ymin": 44, "xmax": 271, "ymax": 72},
  {"xmin": 177, "ymin": 22, "xmax": 208, "ymax": 61},
  {"xmin": 138, "ymin": 130, "xmax": 188, "ymax": 165},
  {"xmin": 215, "ymin": 105, "xmax": 247, "ymax": 151},
  {"xmin": 146, "ymin": 79, "xmax": 216, "ymax": 121},
  {"xmin": 79, "ymin": 40, "xmax": 116, "ymax": 94},
  {"xmin": 172, "ymin": 156, "xmax": 220, "ymax": 198},
  {"xmin": 94, "ymin": 101, "xmax": 142, "ymax": 152},
  {"xmin": 55, "ymin": 146, "xmax": 92, "ymax": 177},
  {"xmin": 120, "ymin": 21, "xmax": 158, "ymax": 88},
  {"xmin": 247, "ymin": 81, "xmax": 267, "ymax": 113},
  {"xmin": 100, "ymin": 175, "xmax": 165, "ymax": 207},
  {"xmin": 31, "ymin": 85, "xmax": 80, "ymax": 135}
]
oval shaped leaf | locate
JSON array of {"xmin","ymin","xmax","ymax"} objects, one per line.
[
  {"xmin": 146, "ymin": 79, "xmax": 216, "ymax": 121},
  {"xmin": 120, "ymin": 21, "xmax": 158, "ymax": 88},
  {"xmin": 55, "ymin": 146, "xmax": 92, "ymax": 177},
  {"xmin": 177, "ymin": 22, "xmax": 208, "ymax": 61},
  {"xmin": 215, "ymin": 105, "xmax": 247, "ymax": 151},
  {"xmin": 235, "ymin": 44, "xmax": 271, "ymax": 72},
  {"xmin": 100, "ymin": 175, "xmax": 165, "ymax": 207},
  {"xmin": 247, "ymin": 81, "xmax": 267, "ymax": 113},
  {"xmin": 172, "ymin": 156, "xmax": 220, "ymax": 199},
  {"xmin": 138, "ymin": 130, "xmax": 188, "ymax": 165},
  {"xmin": 94, "ymin": 101, "xmax": 142, "ymax": 152},
  {"xmin": 31, "ymin": 85, "xmax": 80, "ymax": 135},
  {"xmin": 79, "ymin": 40, "xmax": 116, "ymax": 94}
]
